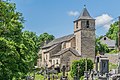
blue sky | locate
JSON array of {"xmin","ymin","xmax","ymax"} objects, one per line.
[{"xmin": 11, "ymin": 0, "xmax": 120, "ymax": 38}]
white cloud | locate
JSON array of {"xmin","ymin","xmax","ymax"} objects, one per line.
[
  {"xmin": 95, "ymin": 14, "xmax": 113, "ymax": 29},
  {"xmin": 68, "ymin": 11, "xmax": 79, "ymax": 17}
]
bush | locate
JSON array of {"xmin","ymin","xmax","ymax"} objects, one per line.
[
  {"xmin": 70, "ymin": 58, "xmax": 93, "ymax": 79},
  {"xmin": 109, "ymin": 49, "xmax": 119, "ymax": 54},
  {"xmin": 80, "ymin": 76, "xmax": 84, "ymax": 80},
  {"xmin": 109, "ymin": 63, "xmax": 118, "ymax": 70}
]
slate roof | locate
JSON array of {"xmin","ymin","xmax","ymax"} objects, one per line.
[
  {"xmin": 43, "ymin": 44, "xmax": 60, "ymax": 53},
  {"xmin": 78, "ymin": 7, "xmax": 93, "ymax": 20},
  {"xmin": 100, "ymin": 36, "xmax": 116, "ymax": 48},
  {"xmin": 52, "ymin": 48, "xmax": 81, "ymax": 57},
  {"xmin": 42, "ymin": 34, "xmax": 75, "ymax": 49}
]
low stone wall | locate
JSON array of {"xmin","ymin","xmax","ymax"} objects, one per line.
[{"xmin": 104, "ymin": 54, "xmax": 119, "ymax": 64}]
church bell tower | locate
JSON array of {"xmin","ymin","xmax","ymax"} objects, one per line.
[{"xmin": 74, "ymin": 6, "xmax": 95, "ymax": 59}]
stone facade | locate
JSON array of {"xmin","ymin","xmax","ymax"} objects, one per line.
[
  {"xmin": 74, "ymin": 19, "xmax": 95, "ymax": 59},
  {"xmin": 38, "ymin": 7, "xmax": 95, "ymax": 69},
  {"xmin": 104, "ymin": 54, "xmax": 119, "ymax": 64}
]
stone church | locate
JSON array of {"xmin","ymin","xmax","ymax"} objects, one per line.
[{"xmin": 37, "ymin": 7, "xmax": 95, "ymax": 69}]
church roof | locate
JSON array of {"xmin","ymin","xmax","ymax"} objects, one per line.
[
  {"xmin": 42, "ymin": 34, "xmax": 74, "ymax": 49},
  {"xmin": 44, "ymin": 44, "xmax": 60, "ymax": 53},
  {"xmin": 78, "ymin": 7, "xmax": 93, "ymax": 20},
  {"xmin": 52, "ymin": 48, "xmax": 81, "ymax": 57},
  {"xmin": 100, "ymin": 36, "xmax": 116, "ymax": 48}
]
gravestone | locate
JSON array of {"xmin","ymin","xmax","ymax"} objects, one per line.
[
  {"xmin": 90, "ymin": 70, "xmax": 94, "ymax": 80},
  {"xmin": 84, "ymin": 71, "xmax": 89, "ymax": 80},
  {"xmin": 77, "ymin": 64, "xmax": 80, "ymax": 79},
  {"xmin": 60, "ymin": 65, "xmax": 68, "ymax": 80},
  {"xmin": 95, "ymin": 56, "xmax": 99, "ymax": 72},
  {"xmin": 62, "ymin": 65, "xmax": 66, "ymax": 77},
  {"xmin": 48, "ymin": 75, "xmax": 50, "ymax": 80},
  {"xmin": 98, "ymin": 76, "xmax": 107, "ymax": 80},
  {"xmin": 25, "ymin": 76, "xmax": 34, "ymax": 80},
  {"xmin": 99, "ymin": 56, "xmax": 109, "ymax": 76},
  {"xmin": 73, "ymin": 75, "xmax": 77, "ymax": 80}
]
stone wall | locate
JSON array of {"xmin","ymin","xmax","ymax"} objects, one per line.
[
  {"xmin": 60, "ymin": 50, "xmax": 80, "ymax": 69},
  {"xmin": 49, "ymin": 44, "xmax": 61, "ymax": 58},
  {"xmin": 74, "ymin": 19, "xmax": 95, "ymax": 59},
  {"xmin": 104, "ymin": 54, "xmax": 119, "ymax": 64},
  {"xmin": 71, "ymin": 37, "xmax": 76, "ymax": 49},
  {"xmin": 74, "ymin": 31, "xmax": 82, "ymax": 55},
  {"xmin": 81, "ymin": 30, "xmax": 95, "ymax": 60}
]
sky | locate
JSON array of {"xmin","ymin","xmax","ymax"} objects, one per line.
[{"xmin": 11, "ymin": 0, "xmax": 120, "ymax": 38}]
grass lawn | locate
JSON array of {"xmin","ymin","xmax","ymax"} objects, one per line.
[
  {"xmin": 34, "ymin": 72, "xmax": 73, "ymax": 80},
  {"xmin": 109, "ymin": 63, "xmax": 118, "ymax": 70},
  {"xmin": 35, "ymin": 74, "xmax": 44, "ymax": 80}
]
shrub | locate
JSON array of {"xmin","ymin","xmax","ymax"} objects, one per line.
[
  {"xmin": 70, "ymin": 58, "xmax": 93, "ymax": 79},
  {"xmin": 80, "ymin": 76, "xmax": 84, "ymax": 80}
]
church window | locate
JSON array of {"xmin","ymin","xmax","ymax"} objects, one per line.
[
  {"xmin": 62, "ymin": 42, "xmax": 66, "ymax": 49},
  {"xmin": 86, "ymin": 20, "xmax": 89, "ymax": 28},
  {"xmin": 53, "ymin": 60, "xmax": 55, "ymax": 65},
  {"xmin": 104, "ymin": 37, "xmax": 106, "ymax": 40},
  {"xmin": 76, "ymin": 22, "xmax": 78, "ymax": 28},
  {"xmin": 46, "ymin": 55, "xmax": 47, "ymax": 60},
  {"xmin": 56, "ymin": 59, "xmax": 58, "ymax": 64}
]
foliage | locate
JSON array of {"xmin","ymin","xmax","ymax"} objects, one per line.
[
  {"xmin": 57, "ymin": 72, "xmax": 73, "ymax": 80},
  {"xmin": 38, "ymin": 32, "xmax": 55, "ymax": 48},
  {"xmin": 70, "ymin": 58, "xmax": 93, "ymax": 79},
  {"xmin": 106, "ymin": 21, "xmax": 119, "ymax": 46},
  {"xmin": 22, "ymin": 31, "xmax": 39, "ymax": 69},
  {"xmin": 0, "ymin": 1, "xmax": 38, "ymax": 79},
  {"xmin": 109, "ymin": 49, "xmax": 119, "ymax": 54},
  {"xmin": 0, "ymin": 1, "xmax": 55, "ymax": 79},
  {"xmin": 35, "ymin": 74, "xmax": 44, "ymax": 80},
  {"xmin": 95, "ymin": 21, "xmax": 119, "ymax": 54},
  {"xmin": 37, "ymin": 32, "xmax": 55, "ymax": 60},
  {"xmin": 109, "ymin": 63, "xmax": 118, "ymax": 70},
  {"xmin": 95, "ymin": 38, "xmax": 109, "ymax": 55},
  {"xmin": 80, "ymin": 76, "xmax": 84, "ymax": 80},
  {"xmin": 106, "ymin": 22, "xmax": 119, "ymax": 40}
]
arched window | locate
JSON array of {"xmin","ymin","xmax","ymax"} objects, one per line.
[
  {"xmin": 76, "ymin": 22, "xmax": 78, "ymax": 28},
  {"xmin": 104, "ymin": 37, "xmax": 106, "ymax": 40},
  {"xmin": 53, "ymin": 60, "xmax": 55, "ymax": 65},
  {"xmin": 56, "ymin": 59, "xmax": 58, "ymax": 64},
  {"xmin": 86, "ymin": 20, "xmax": 89, "ymax": 28},
  {"xmin": 46, "ymin": 55, "xmax": 47, "ymax": 60}
]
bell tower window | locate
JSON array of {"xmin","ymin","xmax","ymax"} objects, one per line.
[
  {"xmin": 86, "ymin": 20, "xmax": 89, "ymax": 28},
  {"xmin": 104, "ymin": 37, "xmax": 106, "ymax": 40},
  {"xmin": 46, "ymin": 55, "xmax": 47, "ymax": 60},
  {"xmin": 76, "ymin": 22, "xmax": 78, "ymax": 28}
]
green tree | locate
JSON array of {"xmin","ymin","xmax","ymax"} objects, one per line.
[
  {"xmin": 95, "ymin": 38, "xmax": 109, "ymax": 55},
  {"xmin": 70, "ymin": 58, "xmax": 93, "ymax": 79},
  {"xmin": 106, "ymin": 22, "xmax": 119, "ymax": 40},
  {"xmin": 106, "ymin": 21, "xmax": 119, "ymax": 46},
  {"xmin": 22, "ymin": 31, "xmax": 38, "ymax": 52},
  {"xmin": 0, "ymin": 0, "xmax": 55, "ymax": 79},
  {"xmin": 95, "ymin": 21, "xmax": 119, "ymax": 54},
  {"xmin": 0, "ymin": 1, "xmax": 37, "ymax": 79},
  {"xmin": 22, "ymin": 31, "xmax": 38, "ymax": 69},
  {"xmin": 37, "ymin": 32, "xmax": 55, "ymax": 61},
  {"xmin": 38, "ymin": 32, "xmax": 55, "ymax": 47}
]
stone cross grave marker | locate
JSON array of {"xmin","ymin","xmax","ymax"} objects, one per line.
[{"xmin": 62, "ymin": 65, "xmax": 66, "ymax": 77}]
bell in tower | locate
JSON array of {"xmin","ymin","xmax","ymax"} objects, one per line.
[{"xmin": 74, "ymin": 6, "xmax": 95, "ymax": 60}]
